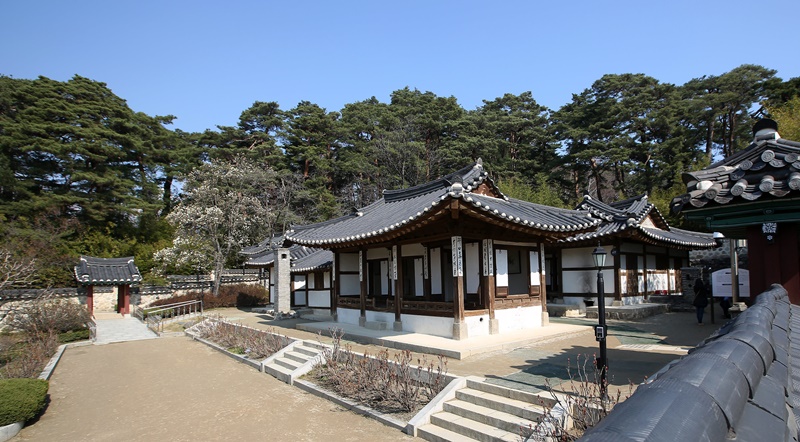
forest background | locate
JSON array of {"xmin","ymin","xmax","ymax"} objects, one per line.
[{"xmin": 1, "ymin": 64, "xmax": 799, "ymax": 286}]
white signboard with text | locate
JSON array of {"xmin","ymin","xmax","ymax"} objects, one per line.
[{"xmin": 711, "ymin": 268, "xmax": 750, "ymax": 298}]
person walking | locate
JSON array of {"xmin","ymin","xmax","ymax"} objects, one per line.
[{"xmin": 692, "ymin": 277, "xmax": 709, "ymax": 325}]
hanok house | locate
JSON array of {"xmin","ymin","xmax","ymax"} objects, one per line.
[
  {"xmin": 74, "ymin": 255, "xmax": 142, "ymax": 316},
  {"xmin": 241, "ymin": 238, "xmax": 333, "ymax": 311},
  {"xmin": 548, "ymin": 194, "xmax": 717, "ymax": 309},
  {"xmin": 671, "ymin": 118, "xmax": 800, "ymax": 304},
  {"xmin": 281, "ymin": 160, "xmax": 600, "ymax": 340}
]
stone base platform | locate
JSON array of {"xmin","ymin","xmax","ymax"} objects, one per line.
[{"xmin": 585, "ymin": 303, "xmax": 670, "ymax": 320}]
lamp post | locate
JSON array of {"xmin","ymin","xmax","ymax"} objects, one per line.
[{"xmin": 592, "ymin": 244, "xmax": 608, "ymax": 399}]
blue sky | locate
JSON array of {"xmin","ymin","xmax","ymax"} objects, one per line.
[{"xmin": 3, "ymin": 1, "xmax": 798, "ymax": 133}]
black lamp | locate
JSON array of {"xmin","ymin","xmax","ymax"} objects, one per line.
[{"xmin": 592, "ymin": 244, "xmax": 608, "ymax": 399}]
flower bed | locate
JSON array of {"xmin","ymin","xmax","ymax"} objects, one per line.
[
  {"xmin": 307, "ymin": 328, "xmax": 448, "ymax": 417},
  {"xmin": 190, "ymin": 318, "xmax": 290, "ymax": 360}
]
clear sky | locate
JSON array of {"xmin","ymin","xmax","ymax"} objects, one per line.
[{"xmin": 3, "ymin": 0, "xmax": 798, "ymax": 134}]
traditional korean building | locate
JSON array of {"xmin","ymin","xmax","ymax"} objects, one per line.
[
  {"xmin": 671, "ymin": 119, "xmax": 800, "ymax": 304},
  {"xmin": 281, "ymin": 160, "xmax": 600, "ymax": 339},
  {"xmin": 74, "ymin": 255, "xmax": 142, "ymax": 316},
  {"xmin": 550, "ymin": 194, "xmax": 717, "ymax": 308},
  {"xmin": 241, "ymin": 238, "xmax": 333, "ymax": 310}
]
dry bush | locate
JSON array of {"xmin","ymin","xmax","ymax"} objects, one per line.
[
  {"xmin": 312, "ymin": 328, "xmax": 448, "ymax": 414},
  {"xmin": 0, "ymin": 333, "xmax": 58, "ymax": 379},
  {"xmin": 527, "ymin": 354, "xmax": 631, "ymax": 441},
  {"xmin": 150, "ymin": 284, "xmax": 269, "ymax": 309},
  {"xmin": 193, "ymin": 319, "xmax": 289, "ymax": 359},
  {"xmin": 6, "ymin": 298, "xmax": 90, "ymax": 336}
]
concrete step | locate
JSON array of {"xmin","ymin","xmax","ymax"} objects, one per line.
[
  {"xmin": 417, "ymin": 423, "xmax": 477, "ymax": 442},
  {"xmin": 467, "ymin": 378, "xmax": 558, "ymax": 409},
  {"xmin": 264, "ymin": 361, "xmax": 293, "ymax": 383},
  {"xmin": 284, "ymin": 350, "xmax": 311, "ymax": 365},
  {"xmin": 301, "ymin": 340, "xmax": 330, "ymax": 352},
  {"xmin": 429, "ymin": 411, "xmax": 519, "ymax": 442},
  {"xmin": 444, "ymin": 399, "xmax": 535, "ymax": 437},
  {"xmin": 455, "ymin": 388, "xmax": 547, "ymax": 422},
  {"xmin": 294, "ymin": 344, "xmax": 321, "ymax": 357},
  {"xmin": 274, "ymin": 357, "xmax": 301, "ymax": 371}
]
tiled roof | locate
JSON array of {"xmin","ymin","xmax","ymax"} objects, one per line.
[
  {"xmin": 671, "ymin": 121, "xmax": 800, "ymax": 214},
  {"xmin": 582, "ymin": 284, "xmax": 798, "ymax": 441},
  {"xmin": 243, "ymin": 243, "xmax": 332, "ymax": 273},
  {"xmin": 286, "ymin": 161, "xmax": 599, "ymax": 247},
  {"xmin": 240, "ymin": 236, "xmax": 283, "ymax": 257},
  {"xmin": 564, "ymin": 194, "xmax": 716, "ymax": 248},
  {"xmin": 74, "ymin": 256, "xmax": 142, "ymax": 285}
]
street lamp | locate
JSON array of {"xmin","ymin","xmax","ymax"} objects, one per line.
[{"xmin": 592, "ymin": 244, "xmax": 608, "ymax": 398}]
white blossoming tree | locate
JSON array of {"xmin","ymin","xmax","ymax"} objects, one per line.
[{"xmin": 156, "ymin": 156, "xmax": 300, "ymax": 296}]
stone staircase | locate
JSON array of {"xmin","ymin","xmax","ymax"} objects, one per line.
[
  {"xmin": 417, "ymin": 378, "xmax": 557, "ymax": 442},
  {"xmin": 263, "ymin": 340, "xmax": 327, "ymax": 384}
]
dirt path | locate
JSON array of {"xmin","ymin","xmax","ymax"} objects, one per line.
[{"xmin": 17, "ymin": 336, "xmax": 414, "ymax": 442}]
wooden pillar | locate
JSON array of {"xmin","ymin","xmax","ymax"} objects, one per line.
[
  {"xmin": 392, "ymin": 245, "xmax": 403, "ymax": 331},
  {"xmin": 538, "ymin": 243, "xmax": 548, "ymax": 325},
  {"xmin": 359, "ymin": 249, "xmax": 367, "ymax": 326},
  {"xmin": 332, "ymin": 252, "xmax": 339, "ymax": 319},
  {"xmin": 452, "ymin": 236, "xmax": 467, "ymax": 339},
  {"xmin": 86, "ymin": 285, "xmax": 94, "ymax": 317},
  {"xmin": 423, "ymin": 246, "xmax": 431, "ymax": 301},
  {"xmin": 117, "ymin": 285, "xmax": 130, "ymax": 314},
  {"xmin": 482, "ymin": 239, "xmax": 498, "ymax": 334},
  {"xmin": 613, "ymin": 242, "xmax": 622, "ymax": 301}
]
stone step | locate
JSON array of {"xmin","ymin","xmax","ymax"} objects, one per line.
[
  {"xmin": 455, "ymin": 388, "xmax": 547, "ymax": 422},
  {"xmin": 300, "ymin": 340, "xmax": 330, "ymax": 352},
  {"xmin": 284, "ymin": 350, "xmax": 311, "ymax": 365},
  {"xmin": 467, "ymin": 378, "xmax": 558, "ymax": 409},
  {"xmin": 264, "ymin": 361, "xmax": 293, "ymax": 383},
  {"xmin": 429, "ymin": 411, "xmax": 519, "ymax": 442},
  {"xmin": 294, "ymin": 344, "xmax": 321, "ymax": 358},
  {"xmin": 444, "ymin": 399, "xmax": 536, "ymax": 437},
  {"xmin": 417, "ymin": 423, "xmax": 477, "ymax": 442},
  {"xmin": 274, "ymin": 357, "xmax": 301, "ymax": 371}
]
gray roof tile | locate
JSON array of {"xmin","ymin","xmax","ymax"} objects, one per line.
[
  {"xmin": 565, "ymin": 194, "xmax": 716, "ymax": 248},
  {"xmin": 581, "ymin": 284, "xmax": 799, "ymax": 441},
  {"xmin": 74, "ymin": 256, "xmax": 142, "ymax": 285},
  {"xmin": 286, "ymin": 161, "xmax": 599, "ymax": 247},
  {"xmin": 672, "ymin": 126, "xmax": 800, "ymax": 213}
]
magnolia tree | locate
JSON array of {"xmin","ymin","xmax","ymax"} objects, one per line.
[{"xmin": 155, "ymin": 156, "xmax": 300, "ymax": 295}]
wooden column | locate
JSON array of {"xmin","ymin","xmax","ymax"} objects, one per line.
[
  {"xmin": 332, "ymin": 252, "xmax": 339, "ymax": 319},
  {"xmin": 483, "ymin": 239, "xmax": 498, "ymax": 334},
  {"xmin": 452, "ymin": 236, "xmax": 466, "ymax": 339},
  {"xmin": 423, "ymin": 246, "xmax": 431, "ymax": 301},
  {"xmin": 538, "ymin": 243, "xmax": 548, "ymax": 325},
  {"xmin": 393, "ymin": 245, "xmax": 403, "ymax": 330},
  {"xmin": 86, "ymin": 285, "xmax": 94, "ymax": 317},
  {"xmin": 359, "ymin": 249, "xmax": 367, "ymax": 326},
  {"xmin": 117, "ymin": 285, "xmax": 130, "ymax": 315}
]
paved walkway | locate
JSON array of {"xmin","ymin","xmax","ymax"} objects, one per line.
[
  {"xmin": 17, "ymin": 336, "xmax": 413, "ymax": 442},
  {"xmin": 17, "ymin": 308, "xmax": 719, "ymax": 440},
  {"xmin": 93, "ymin": 314, "xmax": 158, "ymax": 345}
]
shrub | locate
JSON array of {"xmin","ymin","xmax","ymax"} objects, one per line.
[
  {"xmin": 193, "ymin": 319, "xmax": 289, "ymax": 359},
  {"xmin": 7, "ymin": 298, "xmax": 90, "ymax": 335},
  {"xmin": 0, "ymin": 334, "xmax": 58, "ymax": 379},
  {"xmin": 0, "ymin": 378, "xmax": 49, "ymax": 426},
  {"xmin": 57, "ymin": 329, "xmax": 90, "ymax": 343},
  {"xmin": 312, "ymin": 328, "xmax": 448, "ymax": 414},
  {"xmin": 149, "ymin": 284, "xmax": 269, "ymax": 309}
]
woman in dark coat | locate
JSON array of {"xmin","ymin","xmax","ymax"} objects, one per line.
[{"xmin": 692, "ymin": 278, "xmax": 709, "ymax": 325}]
